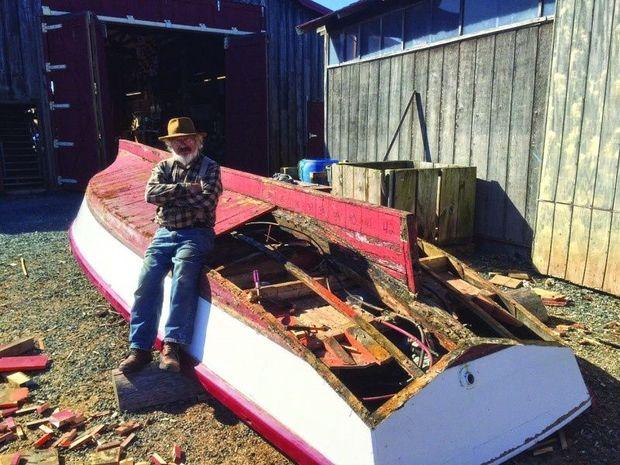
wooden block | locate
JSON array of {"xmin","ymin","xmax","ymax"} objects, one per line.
[
  {"xmin": 15, "ymin": 405, "xmax": 39, "ymax": 415},
  {"xmin": 172, "ymin": 444, "xmax": 183, "ymax": 464},
  {"xmin": 26, "ymin": 418, "xmax": 51, "ymax": 428},
  {"xmin": 531, "ymin": 287, "xmax": 566, "ymax": 300},
  {"xmin": 112, "ymin": 364, "xmax": 203, "ymax": 412},
  {"xmin": 96, "ymin": 440, "xmax": 122, "ymax": 452},
  {"xmin": 49, "ymin": 410, "xmax": 75, "ymax": 428},
  {"xmin": 68, "ymin": 429, "xmax": 96, "ymax": 450},
  {"xmin": 489, "ymin": 274, "xmax": 523, "ymax": 289},
  {"xmin": 0, "ymin": 355, "xmax": 50, "ymax": 373},
  {"xmin": 559, "ymin": 430, "xmax": 568, "ymax": 450},
  {"xmin": 419, "ymin": 255, "xmax": 450, "ymax": 272},
  {"xmin": 0, "ymin": 431, "xmax": 17, "ymax": 444},
  {"xmin": 507, "ymin": 272, "xmax": 531, "ymax": 280},
  {"xmin": 0, "ymin": 386, "xmax": 29, "ymax": 407},
  {"xmin": 532, "ymin": 445, "xmax": 554, "ymax": 456},
  {"xmin": 0, "ymin": 338, "xmax": 37, "ymax": 357},
  {"xmin": 36, "ymin": 403, "xmax": 50, "ymax": 415},
  {"xmin": 55, "ymin": 428, "xmax": 77, "ymax": 448},
  {"xmin": 88, "ymin": 446, "xmax": 121, "ymax": 465},
  {"xmin": 33, "ymin": 432, "xmax": 53, "ymax": 448},
  {"xmin": 114, "ymin": 421, "xmax": 140, "ymax": 436},
  {"xmin": 149, "ymin": 453, "xmax": 166, "ymax": 465},
  {"xmin": 119, "ymin": 460, "xmax": 134, "ymax": 465},
  {"xmin": 120, "ymin": 432, "xmax": 136, "ymax": 450},
  {"xmin": 2, "ymin": 417, "xmax": 16, "ymax": 431},
  {"xmin": 39, "ymin": 424, "xmax": 54, "ymax": 434},
  {"xmin": 5, "ymin": 372, "xmax": 32, "ymax": 387},
  {"xmin": 1, "ymin": 408, "xmax": 18, "ymax": 418},
  {"xmin": 506, "ymin": 288, "xmax": 549, "ymax": 322}
]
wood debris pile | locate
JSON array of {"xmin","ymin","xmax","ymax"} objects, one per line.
[{"xmin": 0, "ymin": 337, "xmax": 186, "ymax": 465}]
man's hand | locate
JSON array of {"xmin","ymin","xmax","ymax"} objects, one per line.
[{"xmin": 188, "ymin": 182, "xmax": 203, "ymax": 194}]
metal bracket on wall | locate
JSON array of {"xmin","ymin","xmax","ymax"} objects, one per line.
[
  {"xmin": 53, "ymin": 140, "xmax": 75, "ymax": 149},
  {"xmin": 49, "ymin": 102, "xmax": 70, "ymax": 111},
  {"xmin": 57, "ymin": 176, "xmax": 78, "ymax": 185},
  {"xmin": 45, "ymin": 62, "xmax": 67, "ymax": 72},
  {"xmin": 42, "ymin": 22, "xmax": 62, "ymax": 33}
]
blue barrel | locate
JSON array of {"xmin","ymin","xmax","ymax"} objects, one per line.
[{"xmin": 298, "ymin": 159, "xmax": 339, "ymax": 183}]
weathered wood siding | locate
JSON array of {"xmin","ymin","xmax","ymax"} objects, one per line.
[
  {"xmin": 532, "ymin": 0, "xmax": 620, "ymax": 295},
  {"xmin": 0, "ymin": 0, "xmax": 44, "ymax": 102},
  {"xmin": 265, "ymin": 0, "xmax": 325, "ymax": 173},
  {"xmin": 326, "ymin": 22, "xmax": 554, "ymax": 248}
]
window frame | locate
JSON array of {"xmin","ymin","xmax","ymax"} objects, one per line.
[{"xmin": 326, "ymin": 0, "xmax": 555, "ymax": 68}]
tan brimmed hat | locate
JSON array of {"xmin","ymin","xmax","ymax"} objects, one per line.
[{"xmin": 159, "ymin": 117, "xmax": 206, "ymax": 141}]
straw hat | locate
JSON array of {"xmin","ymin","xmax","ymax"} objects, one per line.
[{"xmin": 159, "ymin": 117, "xmax": 206, "ymax": 141}]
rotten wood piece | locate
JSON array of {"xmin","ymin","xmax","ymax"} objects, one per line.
[
  {"xmin": 231, "ymin": 231, "xmax": 424, "ymax": 379},
  {"xmin": 417, "ymin": 239, "xmax": 561, "ymax": 342},
  {"xmin": 0, "ymin": 337, "xmax": 37, "ymax": 357},
  {"xmin": 112, "ymin": 364, "xmax": 204, "ymax": 412},
  {"xmin": 0, "ymin": 355, "xmax": 50, "ymax": 373},
  {"xmin": 4, "ymin": 372, "xmax": 32, "ymax": 388}
]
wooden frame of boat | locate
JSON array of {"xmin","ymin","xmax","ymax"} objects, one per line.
[{"xmin": 69, "ymin": 140, "xmax": 591, "ymax": 465}]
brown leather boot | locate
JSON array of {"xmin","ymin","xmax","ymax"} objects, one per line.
[
  {"xmin": 159, "ymin": 342, "xmax": 181, "ymax": 372},
  {"xmin": 118, "ymin": 349, "xmax": 152, "ymax": 373}
]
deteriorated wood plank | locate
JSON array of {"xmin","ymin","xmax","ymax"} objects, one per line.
[{"xmin": 112, "ymin": 365, "xmax": 204, "ymax": 412}]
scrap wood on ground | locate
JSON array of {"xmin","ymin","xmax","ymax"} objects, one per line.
[{"xmin": 0, "ymin": 336, "xmax": 188, "ymax": 465}]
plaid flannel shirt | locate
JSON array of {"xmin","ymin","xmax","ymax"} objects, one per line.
[{"xmin": 145, "ymin": 154, "xmax": 222, "ymax": 229}]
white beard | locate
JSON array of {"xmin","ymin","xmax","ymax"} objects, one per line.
[{"xmin": 171, "ymin": 150, "xmax": 199, "ymax": 166}]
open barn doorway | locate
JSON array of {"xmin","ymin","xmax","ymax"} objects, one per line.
[{"xmin": 104, "ymin": 25, "xmax": 227, "ymax": 162}]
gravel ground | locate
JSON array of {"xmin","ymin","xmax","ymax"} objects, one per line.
[{"xmin": 0, "ymin": 192, "xmax": 618, "ymax": 464}]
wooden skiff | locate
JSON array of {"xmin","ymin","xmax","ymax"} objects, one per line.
[{"xmin": 70, "ymin": 140, "xmax": 590, "ymax": 465}]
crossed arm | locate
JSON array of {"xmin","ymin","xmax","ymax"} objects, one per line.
[{"xmin": 145, "ymin": 161, "xmax": 222, "ymax": 211}]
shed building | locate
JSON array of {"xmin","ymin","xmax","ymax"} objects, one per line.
[
  {"xmin": 0, "ymin": 0, "xmax": 329, "ymax": 191},
  {"xmin": 301, "ymin": 0, "xmax": 620, "ymax": 296}
]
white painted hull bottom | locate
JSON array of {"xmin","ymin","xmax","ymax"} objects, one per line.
[{"xmin": 70, "ymin": 200, "xmax": 591, "ymax": 465}]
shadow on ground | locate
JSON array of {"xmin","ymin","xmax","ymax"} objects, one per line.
[{"xmin": 0, "ymin": 192, "xmax": 83, "ymax": 234}]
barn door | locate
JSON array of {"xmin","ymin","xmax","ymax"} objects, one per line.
[
  {"xmin": 43, "ymin": 12, "xmax": 110, "ymax": 189},
  {"xmin": 224, "ymin": 33, "xmax": 269, "ymax": 175}
]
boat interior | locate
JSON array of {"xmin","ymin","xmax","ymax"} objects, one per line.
[{"xmin": 207, "ymin": 210, "xmax": 558, "ymax": 415}]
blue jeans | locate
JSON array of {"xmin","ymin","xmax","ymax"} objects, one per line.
[{"xmin": 129, "ymin": 227, "xmax": 214, "ymax": 351}]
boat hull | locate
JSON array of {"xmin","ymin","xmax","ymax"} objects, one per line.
[{"xmin": 71, "ymin": 198, "xmax": 591, "ymax": 465}]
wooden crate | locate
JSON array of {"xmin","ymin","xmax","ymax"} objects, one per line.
[{"xmin": 331, "ymin": 161, "xmax": 476, "ymax": 244}]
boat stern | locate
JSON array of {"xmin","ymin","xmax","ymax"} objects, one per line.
[{"xmin": 371, "ymin": 344, "xmax": 590, "ymax": 465}]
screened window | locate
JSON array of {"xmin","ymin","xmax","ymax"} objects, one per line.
[
  {"xmin": 344, "ymin": 26, "xmax": 360, "ymax": 61},
  {"xmin": 329, "ymin": 0, "xmax": 555, "ymax": 66},
  {"xmin": 360, "ymin": 18, "xmax": 381, "ymax": 57},
  {"xmin": 382, "ymin": 11, "xmax": 404, "ymax": 53},
  {"xmin": 463, "ymin": 0, "xmax": 539, "ymax": 34},
  {"xmin": 329, "ymin": 32, "xmax": 343, "ymax": 65},
  {"xmin": 430, "ymin": 0, "xmax": 461, "ymax": 41},
  {"xmin": 405, "ymin": 0, "xmax": 430, "ymax": 47}
]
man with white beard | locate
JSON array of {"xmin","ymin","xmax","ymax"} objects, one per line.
[{"xmin": 118, "ymin": 117, "xmax": 222, "ymax": 373}]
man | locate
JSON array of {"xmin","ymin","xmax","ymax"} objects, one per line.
[{"xmin": 118, "ymin": 117, "xmax": 222, "ymax": 373}]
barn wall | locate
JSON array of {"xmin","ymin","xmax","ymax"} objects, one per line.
[
  {"xmin": 265, "ymin": 0, "xmax": 325, "ymax": 173},
  {"xmin": 326, "ymin": 21, "xmax": 554, "ymax": 248},
  {"xmin": 0, "ymin": 0, "xmax": 44, "ymax": 102},
  {"xmin": 532, "ymin": 0, "xmax": 620, "ymax": 295}
]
